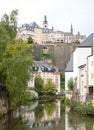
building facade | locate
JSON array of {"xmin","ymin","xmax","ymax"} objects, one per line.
[
  {"xmin": 17, "ymin": 16, "xmax": 86, "ymax": 44},
  {"xmin": 65, "ymin": 34, "xmax": 93, "ymax": 103},
  {"xmin": 28, "ymin": 61, "xmax": 60, "ymax": 93}
]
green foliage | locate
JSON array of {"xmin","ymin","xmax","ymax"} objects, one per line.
[
  {"xmin": 44, "ymin": 78, "xmax": 56, "ymax": 95},
  {"xmin": 44, "ymin": 102, "xmax": 56, "ymax": 116},
  {"xmin": 72, "ymin": 102, "xmax": 94, "ymax": 115},
  {"xmin": 34, "ymin": 75, "xmax": 44, "ymax": 95},
  {"xmin": 34, "ymin": 104, "xmax": 44, "ymax": 122},
  {"xmin": 60, "ymin": 71, "xmax": 65, "ymax": 91},
  {"xmin": 42, "ymin": 46, "xmax": 55, "ymax": 64},
  {"xmin": 0, "ymin": 10, "xmax": 33, "ymax": 110},
  {"xmin": 73, "ymin": 39, "xmax": 80, "ymax": 44},
  {"xmin": 0, "ymin": 10, "xmax": 18, "ymax": 83},
  {"xmin": 27, "ymin": 36, "xmax": 33, "ymax": 44},
  {"xmin": 5, "ymin": 116, "xmax": 30, "ymax": 130},
  {"xmin": 67, "ymin": 77, "xmax": 73, "ymax": 90},
  {"xmin": 6, "ymin": 41, "xmax": 33, "ymax": 109}
]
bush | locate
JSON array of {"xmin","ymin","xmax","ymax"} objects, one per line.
[
  {"xmin": 67, "ymin": 77, "xmax": 73, "ymax": 90},
  {"xmin": 72, "ymin": 102, "xmax": 94, "ymax": 116}
]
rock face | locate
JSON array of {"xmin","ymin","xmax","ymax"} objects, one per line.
[
  {"xmin": 34, "ymin": 44, "xmax": 77, "ymax": 70},
  {"xmin": 54, "ymin": 45, "xmax": 77, "ymax": 70},
  {"xmin": 0, "ymin": 84, "xmax": 8, "ymax": 115}
]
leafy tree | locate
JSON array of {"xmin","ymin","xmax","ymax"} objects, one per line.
[
  {"xmin": 34, "ymin": 105, "xmax": 44, "ymax": 122},
  {"xmin": 6, "ymin": 41, "xmax": 33, "ymax": 109},
  {"xmin": 60, "ymin": 71, "xmax": 65, "ymax": 91},
  {"xmin": 27, "ymin": 36, "xmax": 33, "ymax": 44},
  {"xmin": 67, "ymin": 77, "xmax": 73, "ymax": 90},
  {"xmin": 0, "ymin": 10, "xmax": 18, "ymax": 83},
  {"xmin": 0, "ymin": 10, "xmax": 33, "ymax": 109},
  {"xmin": 44, "ymin": 102, "xmax": 56, "ymax": 116},
  {"xmin": 34, "ymin": 75, "xmax": 44, "ymax": 95},
  {"xmin": 44, "ymin": 78, "xmax": 56, "ymax": 95},
  {"xmin": 73, "ymin": 39, "xmax": 80, "ymax": 44}
]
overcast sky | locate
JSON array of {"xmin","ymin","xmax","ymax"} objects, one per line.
[{"xmin": 0, "ymin": 0, "xmax": 94, "ymax": 36}]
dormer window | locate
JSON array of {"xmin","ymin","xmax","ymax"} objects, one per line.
[
  {"xmin": 41, "ymin": 66, "xmax": 44, "ymax": 71},
  {"xmin": 48, "ymin": 67, "xmax": 51, "ymax": 71},
  {"xmin": 38, "ymin": 67, "xmax": 41, "ymax": 71},
  {"xmin": 35, "ymin": 67, "xmax": 37, "ymax": 70}
]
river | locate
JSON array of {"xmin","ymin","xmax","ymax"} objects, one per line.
[{"xmin": 0, "ymin": 99, "xmax": 94, "ymax": 130}]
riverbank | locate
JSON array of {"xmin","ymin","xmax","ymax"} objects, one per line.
[{"xmin": 67, "ymin": 100, "xmax": 94, "ymax": 117}]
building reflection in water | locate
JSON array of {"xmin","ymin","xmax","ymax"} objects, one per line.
[
  {"xmin": 1, "ymin": 100, "xmax": 94, "ymax": 130},
  {"xmin": 65, "ymin": 110, "xmax": 94, "ymax": 130},
  {"xmin": 19, "ymin": 100, "xmax": 61, "ymax": 128}
]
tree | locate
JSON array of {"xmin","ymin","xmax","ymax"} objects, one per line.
[
  {"xmin": 0, "ymin": 10, "xmax": 18, "ymax": 84},
  {"xmin": 60, "ymin": 71, "xmax": 65, "ymax": 91},
  {"xmin": 44, "ymin": 79, "xmax": 56, "ymax": 95},
  {"xmin": 44, "ymin": 102, "xmax": 56, "ymax": 116},
  {"xmin": 0, "ymin": 10, "xmax": 33, "ymax": 109},
  {"xmin": 34, "ymin": 75, "xmax": 44, "ymax": 95},
  {"xmin": 6, "ymin": 41, "xmax": 33, "ymax": 109},
  {"xmin": 67, "ymin": 77, "xmax": 73, "ymax": 90},
  {"xmin": 27, "ymin": 36, "xmax": 33, "ymax": 44}
]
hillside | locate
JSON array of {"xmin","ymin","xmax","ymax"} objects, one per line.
[{"xmin": 33, "ymin": 44, "xmax": 77, "ymax": 70}]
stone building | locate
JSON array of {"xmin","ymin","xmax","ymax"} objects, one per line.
[
  {"xmin": 17, "ymin": 16, "xmax": 86, "ymax": 44},
  {"xmin": 28, "ymin": 60, "xmax": 60, "ymax": 93}
]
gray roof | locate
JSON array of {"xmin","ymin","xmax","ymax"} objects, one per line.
[
  {"xmin": 79, "ymin": 33, "xmax": 94, "ymax": 47},
  {"xmin": 65, "ymin": 33, "xmax": 94, "ymax": 72},
  {"xmin": 19, "ymin": 22, "xmax": 40, "ymax": 31},
  {"xmin": 29, "ymin": 22, "xmax": 40, "ymax": 28},
  {"xmin": 65, "ymin": 54, "xmax": 73, "ymax": 72},
  {"xmin": 33, "ymin": 60, "xmax": 59, "ymax": 72}
]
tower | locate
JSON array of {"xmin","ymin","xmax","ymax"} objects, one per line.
[
  {"xmin": 43, "ymin": 15, "xmax": 48, "ymax": 28},
  {"xmin": 70, "ymin": 24, "xmax": 73, "ymax": 34}
]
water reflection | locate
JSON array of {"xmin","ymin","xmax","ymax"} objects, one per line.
[
  {"xmin": 0, "ymin": 100, "xmax": 94, "ymax": 130},
  {"xmin": 65, "ymin": 112, "xmax": 94, "ymax": 130},
  {"xmin": 21, "ymin": 100, "xmax": 61, "ymax": 129}
]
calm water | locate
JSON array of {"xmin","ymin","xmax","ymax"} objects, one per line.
[{"xmin": 0, "ymin": 99, "xmax": 94, "ymax": 130}]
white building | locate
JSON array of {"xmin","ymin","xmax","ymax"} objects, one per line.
[
  {"xmin": 87, "ymin": 34, "xmax": 94, "ymax": 102},
  {"xmin": 28, "ymin": 61, "xmax": 60, "ymax": 93},
  {"xmin": 78, "ymin": 64, "xmax": 87, "ymax": 102},
  {"xmin": 65, "ymin": 34, "xmax": 93, "ymax": 102}
]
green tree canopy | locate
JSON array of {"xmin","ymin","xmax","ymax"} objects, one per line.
[
  {"xmin": 27, "ymin": 36, "xmax": 33, "ymax": 44},
  {"xmin": 60, "ymin": 71, "xmax": 65, "ymax": 91},
  {"xmin": 0, "ymin": 10, "xmax": 33, "ymax": 109},
  {"xmin": 6, "ymin": 41, "xmax": 33, "ymax": 109},
  {"xmin": 34, "ymin": 75, "xmax": 44, "ymax": 95},
  {"xmin": 44, "ymin": 78, "xmax": 56, "ymax": 95},
  {"xmin": 0, "ymin": 9, "xmax": 18, "ymax": 83},
  {"xmin": 67, "ymin": 77, "xmax": 73, "ymax": 90}
]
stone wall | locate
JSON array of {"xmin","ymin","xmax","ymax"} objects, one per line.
[
  {"xmin": 34, "ymin": 44, "xmax": 77, "ymax": 70},
  {"xmin": 54, "ymin": 44, "xmax": 77, "ymax": 70}
]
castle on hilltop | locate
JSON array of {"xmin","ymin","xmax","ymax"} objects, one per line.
[{"xmin": 17, "ymin": 15, "xmax": 86, "ymax": 44}]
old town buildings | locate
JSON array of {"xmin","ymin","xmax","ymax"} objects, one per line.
[
  {"xmin": 17, "ymin": 15, "xmax": 86, "ymax": 44},
  {"xmin": 28, "ymin": 60, "xmax": 60, "ymax": 93},
  {"xmin": 65, "ymin": 33, "xmax": 94, "ymax": 103}
]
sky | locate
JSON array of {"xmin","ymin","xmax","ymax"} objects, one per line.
[{"xmin": 0, "ymin": 0, "xmax": 94, "ymax": 36}]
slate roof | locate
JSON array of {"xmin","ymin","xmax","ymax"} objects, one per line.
[
  {"xmin": 65, "ymin": 33, "xmax": 94, "ymax": 72},
  {"xmin": 65, "ymin": 54, "xmax": 73, "ymax": 72},
  {"xmin": 79, "ymin": 33, "xmax": 94, "ymax": 47},
  {"xmin": 19, "ymin": 22, "xmax": 40, "ymax": 31},
  {"xmin": 33, "ymin": 60, "xmax": 59, "ymax": 72}
]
